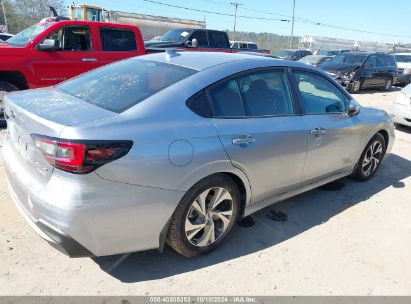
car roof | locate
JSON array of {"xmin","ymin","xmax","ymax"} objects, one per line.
[
  {"xmin": 394, "ymin": 53, "xmax": 411, "ymax": 55},
  {"xmin": 140, "ymin": 51, "xmax": 307, "ymax": 71}
]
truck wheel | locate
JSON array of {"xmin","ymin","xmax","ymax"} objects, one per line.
[
  {"xmin": 382, "ymin": 78, "xmax": 392, "ymax": 91},
  {"xmin": 167, "ymin": 174, "xmax": 240, "ymax": 257},
  {"xmin": 348, "ymin": 80, "xmax": 362, "ymax": 94},
  {"xmin": 0, "ymin": 81, "xmax": 18, "ymax": 93}
]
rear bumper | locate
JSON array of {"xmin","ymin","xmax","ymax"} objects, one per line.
[{"xmin": 2, "ymin": 134, "xmax": 185, "ymax": 257}]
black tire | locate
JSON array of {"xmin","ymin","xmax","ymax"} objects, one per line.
[
  {"xmin": 167, "ymin": 174, "xmax": 240, "ymax": 257},
  {"xmin": 348, "ymin": 79, "xmax": 362, "ymax": 94},
  {"xmin": 352, "ymin": 133, "xmax": 386, "ymax": 181},
  {"xmin": 0, "ymin": 81, "xmax": 18, "ymax": 92},
  {"xmin": 382, "ymin": 78, "xmax": 393, "ymax": 91}
]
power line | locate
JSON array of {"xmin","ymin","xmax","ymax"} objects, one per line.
[
  {"xmin": 195, "ymin": 0, "xmax": 411, "ymax": 39},
  {"xmin": 141, "ymin": 0, "xmax": 290, "ymax": 22}
]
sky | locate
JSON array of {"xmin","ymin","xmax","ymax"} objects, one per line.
[{"xmin": 64, "ymin": 0, "xmax": 411, "ymax": 44}]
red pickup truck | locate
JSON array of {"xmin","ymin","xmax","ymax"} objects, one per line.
[{"xmin": 0, "ymin": 19, "xmax": 147, "ymax": 91}]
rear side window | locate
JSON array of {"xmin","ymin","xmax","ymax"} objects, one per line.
[
  {"xmin": 187, "ymin": 91, "xmax": 212, "ymax": 117},
  {"xmin": 100, "ymin": 28, "xmax": 137, "ymax": 51},
  {"xmin": 293, "ymin": 70, "xmax": 349, "ymax": 114},
  {"xmin": 208, "ymin": 31, "xmax": 229, "ymax": 48},
  {"xmin": 58, "ymin": 59, "xmax": 197, "ymax": 113},
  {"xmin": 209, "ymin": 80, "xmax": 244, "ymax": 117},
  {"xmin": 384, "ymin": 55, "xmax": 396, "ymax": 66}
]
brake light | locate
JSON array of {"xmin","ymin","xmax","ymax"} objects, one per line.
[{"xmin": 31, "ymin": 134, "xmax": 133, "ymax": 174}]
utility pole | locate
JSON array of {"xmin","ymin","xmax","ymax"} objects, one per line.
[
  {"xmin": 230, "ymin": 2, "xmax": 241, "ymax": 40},
  {"xmin": 289, "ymin": 0, "xmax": 295, "ymax": 49},
  {"xmin": 1, "ymin": 0, "xmax": 7, "ymax": 32}
]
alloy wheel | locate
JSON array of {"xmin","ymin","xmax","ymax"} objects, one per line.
[
  {"xmin": 185, "ymin": 187, "xmax": 233, "ymax": 247},
  {"xmin": 362, "ymin": 140, "xmax": 383, "ymax": 177}
]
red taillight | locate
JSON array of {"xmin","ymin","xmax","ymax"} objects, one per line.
[{"xmin": 31, "ymin": 134, "xmax": 133, "ymax": 174}]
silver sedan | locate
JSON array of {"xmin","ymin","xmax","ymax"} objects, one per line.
[{"xmin": 2, "ymin": 51, "xmax": 394, "ymax": 258}]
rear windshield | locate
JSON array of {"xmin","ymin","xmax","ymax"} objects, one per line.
[{"xmin": 58, "ymin": 59, "xmax": 197, "ymax": 113}]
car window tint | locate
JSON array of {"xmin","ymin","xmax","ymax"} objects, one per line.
[
  {"xmin": 376, "ymin": 55, "xmax": 386, "ymax": 68},
  {"xmin": 58, "ymin": 59, "xmax": 197, "ymax": 113},
  {"xmin": 46, "ymin": 26, "xmax": 91, "ymax": 51},
  {"xmin": 208, "ymin": 31, "xmax": 228, "ymax": 48},
  {"xmin": 191, "ymin": 31, "xmax": 208, "ymax": 47},
  {"xmin": 237, "ymin": 70, "xmax": 294, "ymax": 116},
  {"xmin": 208, "ymin": 80, "xmax": 244, "ymax": 117},
  {"xmin": 365, "ymin": 55, "xmax": 377, "ymax": 67},
  {"xmin": 293, "ymin": 71, "xmax": 349, "ymax": 114},
  {"xmin": 186, "ymin": 90, "xmax": 212, "ymax": 117},
  {"xmin": 385, "ymin": 55, "xmax": 396, "ymax": 66},
  {"xmin": 100, "ymin": 28, "xmax": 137, "ymax": 51}
]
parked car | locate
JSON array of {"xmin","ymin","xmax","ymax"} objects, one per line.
[
  {"xmin": 298, "ymin": 55, "xmax": 333, "ymax": 67},
  {"xmin": 393, "ymin": 53, "xmax": 411, "ymax": 87},
  {"xmin": 3, "ymin": 51, "xmax": 394, "ymax": 258},
  {"xmin": 320, "ymin": 52, "xmax": 397, "ymax": 93},
  {"xmin": 145, "ymin": 28, "xmax": 270, "ymax": 54},
  {"xmin": 276, "ymin": 49, "xmax": 312, "ymax": 61},
  {"xmin": 230, "ymin": 40, "xmax": 258, "ymax": 50},
  {"xmin": 317, "ymin": 49, "xmax": 350, "ymax": 56},
  {"xmin": 391, "ymin": 83, "xmax": 411, "ymax": 127}
]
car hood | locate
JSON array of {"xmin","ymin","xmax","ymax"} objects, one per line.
[{"xmin": 320, "ymin": 62, "xmax": 359, "ymax": 74}]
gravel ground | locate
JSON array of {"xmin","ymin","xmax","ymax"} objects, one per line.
[{"xmin": 0, "ymin": 88, "xmax": 410, "ymax": 295}]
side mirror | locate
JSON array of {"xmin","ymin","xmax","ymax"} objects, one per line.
[
  {"xmin": 347, "ymin": 99, "xmax": 360, "ymax": 117},
  {"xmin": 191, "ymin": 38, "xmax": 199, "ymax": 48},
  {"xmin": 37, "ymin": 39, "xmax": 58, "ymax": 51}
]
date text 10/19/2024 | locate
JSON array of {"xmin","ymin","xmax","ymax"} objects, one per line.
[{"xmin": 149, "ymin": 296, "xmax": 257, "ymax": 303}]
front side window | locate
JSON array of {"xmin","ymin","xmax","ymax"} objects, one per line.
[
  {"xmin": 365, "ymin": 55, "xmax": 377, "ymax": 68},
  {"xmin": 45, "ymin": 26, "xmax": 91, "ymax": 51},
  {"xmin": 293, "ymin": 70, "xmax": 349, "ymax": 114},
  {"xmin": 100, "ymin": 28, "xmax": 136, "ymax": 51},
  {"xmin": 237, "ymin": 70, "xmax": 294, "ymax": 116},
  {"xmin": 58, "ymin": 59, "xmax": 197, "ymax": 113},
  {"xmin": 190, "ymin": 31, "xmax": 208, "ymax": 47}
]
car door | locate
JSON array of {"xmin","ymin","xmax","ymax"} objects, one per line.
[
  {"xmin": 94, "ymin": 27, "xmax": 146, "ymax": 67},
  {"xmin": 363, "ymin": 54, "xmax": 379, "ymax": 87},
  {"xmin": 209, "ymin": 68, "xmax": 308, "ymax": 204},
  {"xmin": 291, "ymin": 69, "xmax": 364, "ymax": 183},
  {"xmin": 32, "ymin": 25, "xmax": 98, "ymax": 87}
]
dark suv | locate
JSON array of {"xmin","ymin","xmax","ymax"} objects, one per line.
[{"xmin": 319, "ymin": 52, "xmax": 397, "ymax": 93}]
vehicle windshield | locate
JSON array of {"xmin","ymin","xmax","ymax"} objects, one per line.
[
  {"xmin": 277, "ymin": 50, "xmax": 294, "ymax": 57},
  {"xmin": 159, "ymin": 29, "xmax": 193, "ymax": 42},
  {"xmin": 394, "ymin": 55, "xmax": 411, "ymax": 63},
  {"xmin": 7, "ymin": 23, "xmax": 53, "ymax": 47},
  {"xmin": 318, "ymin": 50, "xmax": 339, "ymax": 56},
  {"xmin": 329, "ymin": 53, "xmax": 367, "ymax": 65},
  {"xmin": 300, "ymin": 56, "xmax": 320, "ymax": 63},
  {"xmin": 58, "ymin": 59, "xmax": 198, "ymax": 113}
]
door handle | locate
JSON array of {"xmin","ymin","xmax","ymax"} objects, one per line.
[
  {"xmin": 310, "ymin": 127, "xmax": 326, "ymax": 136},
  {"xmin": 82, "ymin": 58, "xmax": 97, "ymax": 62},
  {"xmin": 232, "ymin": 135, "xmax": 255, "ymax": 146}
]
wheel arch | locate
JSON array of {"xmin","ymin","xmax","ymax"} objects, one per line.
[{"xmin": 0, "ymin": 71, "xmax": 29, "ymax": 90}]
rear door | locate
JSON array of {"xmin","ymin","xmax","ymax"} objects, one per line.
[
  {"xmin": 290, "ymin": 69, "xmax": 363, "ymax": 183},
  {"xmin": 32, "ymin": 25, "xmax": 97, "ymax": 87},
  {"xmin": 94, "ymin": 27, "xmax": 145, "ymax": 66},
  {"xmin": 210, "ymin": 68, "xmax": 308, "ymax": 203},
  {"xmin": 207, "ymin": 30, "xmax": 231, "ymax": 52}
]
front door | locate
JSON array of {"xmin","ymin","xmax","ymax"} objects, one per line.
[
  {"xmin": 32, "ymin": 25, "xmax": 99, "ymax": 87},
  {"xmin": 209, "ymin": 68, "xmax": 308, "ymax": 203},
  {"xmin": 291, "ymin": 69, "xmax": 363, "ymax": 183}
]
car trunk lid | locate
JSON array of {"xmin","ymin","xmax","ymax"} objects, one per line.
[{"xmin": 4, "ymin": 87, "xmax": 117, "ymax": 185}]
